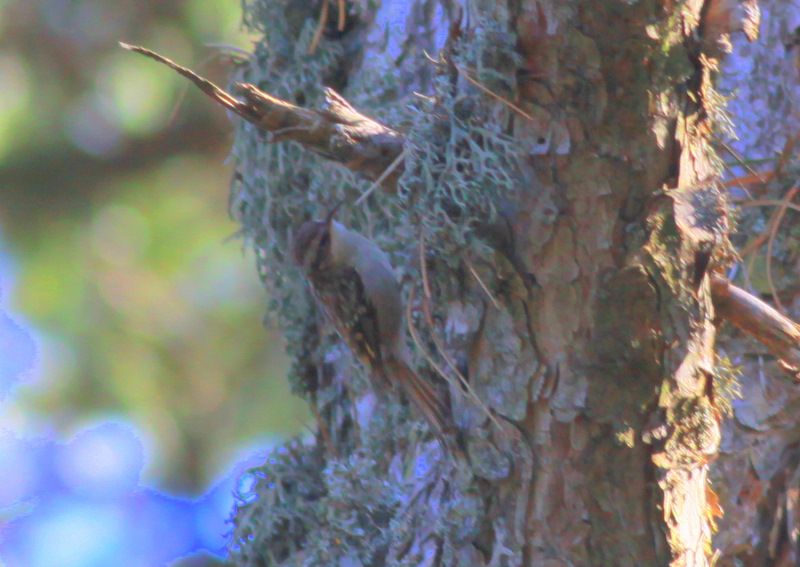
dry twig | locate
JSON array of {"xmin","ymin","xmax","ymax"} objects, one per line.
[
  {"xmin": 736, "ymin": 184, "xmax": 800, "ymax": 314},
  {"xmin": 764, "ymin": 186, "xmax": 799, "ymax": 314},
  {"xmin": 308, "ymin": 0, "xmax": 347, "ymax": 54},
  {"xmin": 308, "ymin": 0, "xmax": 329, "ymax": 55},
  {"xmin": 337, "ymin": 0, "xmax": 346, "ymax": 31},
  {"xmin": 354, "ymin": 149, "xmax": 407, "ymax": 206},
  {"xmin": 452, "ymin": 62, "xmax": 535, "ymax": 122},
  {"xmin": 464, "ymin": 256, "xmax": 501, "ymax": 310}
]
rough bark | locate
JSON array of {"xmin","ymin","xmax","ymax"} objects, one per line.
[
  {"xmin": 704, "ymin": 1, "xmax": 800, "ymax": 564},
  {"xmin": 124, "ymin": 0, "xmax": 800, "ymax": 565}
]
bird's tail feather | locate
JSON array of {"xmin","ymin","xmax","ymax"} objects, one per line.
[{"xmin": 384, "ymin": 357, "xmax": 463, "ymax": 459}]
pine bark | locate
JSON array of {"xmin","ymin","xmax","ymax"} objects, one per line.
[{"xmin": 219, "ymin": 1, "xmax": 794, "ymax": 566}]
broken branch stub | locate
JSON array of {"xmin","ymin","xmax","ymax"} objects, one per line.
[
  {"xmin": 711, "ymin": 275, "xmax": 800, "ymax": 377},
  {"xmin": 119, "ymin": 43, "xmax": 405, "ymax": 189}
]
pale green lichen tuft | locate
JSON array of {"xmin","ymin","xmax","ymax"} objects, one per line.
[
  {"xmin": 395, "ymin": 17, "xmax": 521, "ymax": 262},
  {"xmin": 230, "ymin": 442, "xmax": 402, "ymax": 566},
  {"xmin": 712, "ymin": 354, "xmax": 742, "ymax": 417},
  {"xmin": 229, "ymin": 1, "xmax": 527, "ymax": 564},
  {"xmin": 230, "ymin": 440, "xmax": 325, "ymax": 565},
  {"xmin": 230, "ymin": 0, "xmax": 349, "ymax": 395}
]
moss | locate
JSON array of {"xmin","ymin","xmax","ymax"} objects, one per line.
[
  {"xmin": 646, "ymin": 10, "xmax": 694, "ymax": 89},
  {"xmin": 586, "ymin": 266, "xmax": 661, "ymax": 429},
  {"xmin": 645, "ymin": 203, "xmax": 680, "ymax": 289},
  {"xmin": 663, "ymin": 398, "xmax": 720, "ymax": 467}
]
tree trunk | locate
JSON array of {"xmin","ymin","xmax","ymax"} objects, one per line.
[{"xmin": 222, "ymin": 1, "xmax": 784, "ymax": 566}]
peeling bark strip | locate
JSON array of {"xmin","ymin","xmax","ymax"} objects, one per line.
[
  {"xmin": 120, "ymin": 43, "xmax": 405, "ymax": 188},
  {"xmin": 645, "ymin": 3, "xmax": 727, "ymax": 564}
]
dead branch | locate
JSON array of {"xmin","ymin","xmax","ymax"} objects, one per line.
[
  {"xmin": 711, "ymin": 275, "xmax": 800, "ymax": 377},
  {"xmin": 119, "ymin": 42, "xmax": 405, "ymax": 188}
]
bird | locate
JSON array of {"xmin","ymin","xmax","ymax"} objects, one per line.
[{"xmin": 292, "ymin": 208, "xmax": 453, "ymax": 448}]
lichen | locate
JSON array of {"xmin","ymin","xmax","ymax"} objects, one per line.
[
  {"xmin": 437, "ymin": 487, "xmax": 484, "ymax": 544},
  {"xmin": 712, "ymin": 354, "xmax": 742, "ymax": 417},
  {"xmin": 229, "ymin": 2, "xmax": 529, "ymax": 565},
  {"xmin": 230, "ymin": 440, "xmax": 325, "ymax": 565},
  {"xmin": 471, "ymin": 306, "xmax": 533, "ymax": 421},
  {"xmin": 230, "ymin": 1, "xmax": 350, "ymax": 396},
  {"xmin": 230, "ymin": 442, "xmax": 404, "ymax": 566},
  {"xmin": 644, "ymin": 198, "xmax": 685, "ymax": 299},
  {"xmin": 232, "ymin": 0, "xmax": 526, "ymax": 393},
  {"xmin": 395, "ymin": 16, "xmax": 521, "ymax": 263}
]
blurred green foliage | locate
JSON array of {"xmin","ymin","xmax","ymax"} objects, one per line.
[{"xmin": 0, "ymin": 0, "xmax": 309, "ymax": 492}]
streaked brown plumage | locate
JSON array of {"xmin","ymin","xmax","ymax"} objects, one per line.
[{"xmin": 292, "ymin": 213, "xmax": 452, "ymax": 447}]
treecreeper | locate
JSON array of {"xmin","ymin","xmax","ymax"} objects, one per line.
[{"xmin": 292, "ymin": 208, "xmax": 458, "ymax": 454}]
